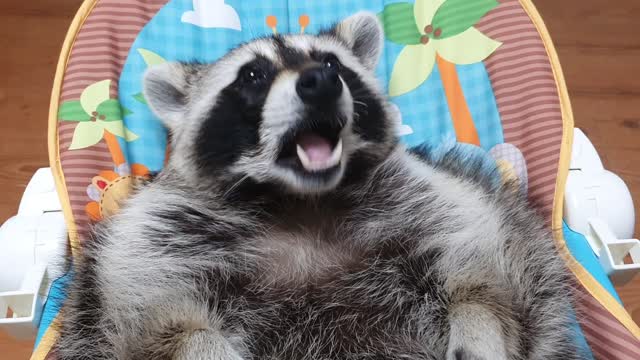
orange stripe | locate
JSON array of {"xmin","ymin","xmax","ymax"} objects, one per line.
[
  {"xmin": 435, "ymin": 54, "xmax": 481, "ymax": 146},
  {"xmin": 103, "ymin": 130, "xmax": 126, "ymax": 166}
]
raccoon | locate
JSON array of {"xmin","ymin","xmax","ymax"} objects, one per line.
[{"xmin": 55, "ymin": 12, "xmax": 582, "ymax": 360}]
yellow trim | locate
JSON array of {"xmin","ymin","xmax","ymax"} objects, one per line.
[
  {"xmin": 32, "ymin": 1, "xmax": 100, "ymax": 359},
  {"xmin": 49, "ymin": 0, "xmax": 100, "ymax": 256},
  {"xmin": 30, "ymin": 317, "xmax": 60, "ymax": 360},
  {"xmin": 521, "ymin": 0, "xmax": 640, "ymax": 339}
]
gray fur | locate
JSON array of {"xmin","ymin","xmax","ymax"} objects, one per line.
[
  {"xmin": 333, "ymin": 11, "xmax": 384, "ymax": 71},
  {"xmin": 56, "ymin": 13, "xmax": 582, "ymax": 360}
]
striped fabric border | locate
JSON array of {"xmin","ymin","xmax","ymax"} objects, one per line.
[
  {"xmin": 474, "ymin": 1, "xmax": 640, "ymax": 357},
  {"xmin": 57, "ymin": 0, "xmax": 166, "ymax": 241},
  {"xmin": 476, "ymin": 0, "xmax": 563, "ymax": 221},
  {"xmin": 575, "ymin": 284, "xmax": 640, "ymax": 359}
]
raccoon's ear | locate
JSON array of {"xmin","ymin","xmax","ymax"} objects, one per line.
[
  {"xmin": 333, "ymin": 12, "xmax": 384, "ymax": 71},
  {"xmin": 143, "ymin": 62, "xmax": 190, "ymax": 132}
]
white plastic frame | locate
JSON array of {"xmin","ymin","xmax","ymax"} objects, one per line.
[
  {"xmin": 0, "ymin": 168, "xmax": 68, "ymax": 340},
  {"xmin": 564, "ymin": 129, "xmax": 640, "ymax": 286}
]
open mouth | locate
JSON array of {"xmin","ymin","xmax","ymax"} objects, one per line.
[
  {"xmin": 277, "ymin": 122, "xmax": 344, "ymax": 174},
  {"xmin": 296, "ymin": 135, "xmax": 342, "ymax": 172}
]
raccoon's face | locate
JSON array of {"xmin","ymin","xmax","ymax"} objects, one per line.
[{"xmin": 144, "ymin": 12, "xmax": 398, "ymax": 194}]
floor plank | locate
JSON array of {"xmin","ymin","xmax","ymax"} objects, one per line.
[
  {"xmin": 0, "ymin": 7, "xmax": 80, "ymax": 224},
  {"xmin": 0, "ymin": 330, "xmax": 33, "ymax": 360}
]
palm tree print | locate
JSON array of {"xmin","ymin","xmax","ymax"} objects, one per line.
[
  {"xmin": 58, "ymin": 79, "xmax": 138, "ymax": 166},
  {"xmin": 381, "ymin": 0, "xmax": 501, "ymax": 145}
]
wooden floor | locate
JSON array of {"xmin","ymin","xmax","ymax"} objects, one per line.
[
  {"xmin": 0, "ymin": 0, "xmax": 638, "ymax": 358},
  {"xmin": 0, "ymin": 1, "xmax": 83, "ymax": 358}
]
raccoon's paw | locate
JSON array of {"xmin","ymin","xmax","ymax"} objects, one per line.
[
  {"xmin": 174, "ymin": 329, "xmax": 245, "ymax": 360},
  {"xmin": 446, "ymin": 304, "xmax": 509, "ymax": 360}
]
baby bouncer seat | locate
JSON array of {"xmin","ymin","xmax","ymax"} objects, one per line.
[{"xmin": 0, "ymin": 1, "xmax": 639, "ymax": 359}]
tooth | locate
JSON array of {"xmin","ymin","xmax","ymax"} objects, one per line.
[
  {"xmin": 326, "ymin": 139, "xmax": 343, "ymax": 168},
  {"xmin": 296, "ymin": 144, "xmax": 312, "ymax": 171}
]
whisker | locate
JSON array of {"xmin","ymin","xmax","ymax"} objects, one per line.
[
  {"xmin": 223, "ymin": 174, "xmax": 251, "ymax": 199},
  {"xmin": 353, "ymin": 100, "xmax": 369, "ymax": 108}
]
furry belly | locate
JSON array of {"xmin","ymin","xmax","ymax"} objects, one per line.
[
  {"xmin": 234, "ymin": 267, "xmax": 438, "ymax": 359},
  {"xmin": 251, "ymin": 230, "xmax": 366, "ymax": 286},
  {"xmin": 240, "ymin": 297, "xmax": 431, "ymax": 359},
  {"xmin": 221, "ymin": 242, "xmax": 446, "ymax": 359}
]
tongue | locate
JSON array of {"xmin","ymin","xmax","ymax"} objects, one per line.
[{"xmin": 297, "ymin": 134, "xmax": 333, "ymax": 162}]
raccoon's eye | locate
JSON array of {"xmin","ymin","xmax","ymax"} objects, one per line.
[
  {"xmin": 322, "ymin": 54, "xmax": 341, "ymax": 71},
  {"xmin": 239, "ymin": 66, "xmax": 266, "ymax": 85}
]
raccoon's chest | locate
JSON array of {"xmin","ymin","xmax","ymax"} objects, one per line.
[
  {"xmin": 233, "ymin": 229, "xmax": 435, "ymax": 360},
  {"xmin": 251, "ymin": 226, "xmax": 364, "ymax": 285}
]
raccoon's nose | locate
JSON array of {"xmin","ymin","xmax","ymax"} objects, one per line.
[{"xmin": 296, "ymin": 67, "xmax": 342, "ymax": 104}]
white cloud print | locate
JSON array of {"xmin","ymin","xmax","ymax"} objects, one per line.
[
  {"xmin": 389, "ymin": 103, "xmax": 414, "ymax": 136},
  {"xmin": 181, "ymin": 0, "xmax": 242, "ymax": 30}
]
